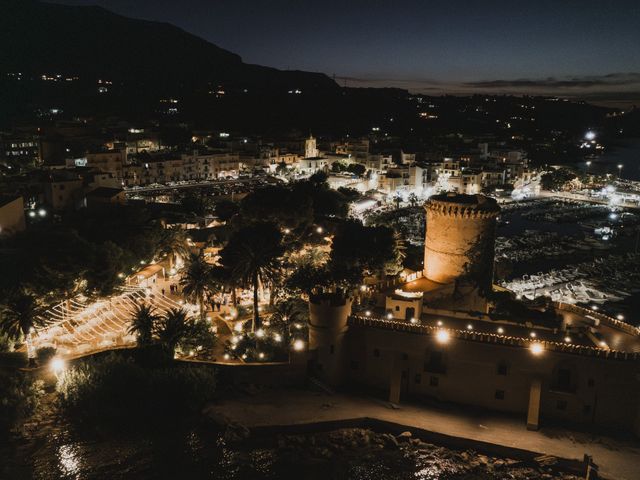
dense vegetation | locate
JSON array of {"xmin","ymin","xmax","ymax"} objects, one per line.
[{"xmin": 57, "ymin": 353, "xmax": 217, "ymax": 428}]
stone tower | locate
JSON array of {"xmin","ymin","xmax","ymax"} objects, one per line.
[
  {"xmin": 423, "ymin": 193, "xmax": 500, "ymax": 293},
  {"xmin": 308, "ymin": 292, "xmax": 352, "ymax": 386},
  {"xmin": 305, "ymin": 135, "xmax": 318, "ymax": 159}
]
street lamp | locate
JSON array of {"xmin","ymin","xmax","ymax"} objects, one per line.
[{"xmin": 617, "ymin": 164, "xmax": 623, "ymax": 179}]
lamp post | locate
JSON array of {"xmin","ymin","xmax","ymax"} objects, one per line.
[{"xmin": 618, "ymin": 164, "xmax": 623, "ymax": 179}]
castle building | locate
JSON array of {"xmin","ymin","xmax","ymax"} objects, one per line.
[{"xmin": 308, "ymin": 193, "xmax": 640, "ymax": 436}]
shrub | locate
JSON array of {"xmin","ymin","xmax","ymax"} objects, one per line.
[
  {"xmin": 0, "ymin": 332, "xmax": 15, "ymax": 353},
  {"xmin": 57, "ymin": 353, "xmax": 216, "ymax": 428},
  {"xmin": 36, "ymin": 346, "xmax": 57, "ymax": 365},
  {"xmin": 0, "ymin": 371, "xmax": 45, "ymax": 431},
  {"xmin": 0, "ymin": 350, "xmax": 28, "ymax": 368}
]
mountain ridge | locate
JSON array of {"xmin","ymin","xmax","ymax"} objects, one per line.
[{"xmin": 0, "ymin": 0, "xmax": 338, "ymax": 91}]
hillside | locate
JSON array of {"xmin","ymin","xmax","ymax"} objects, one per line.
[{"xmin": 0, "ymin": 0, "xmax": 337, "ymax": 91}]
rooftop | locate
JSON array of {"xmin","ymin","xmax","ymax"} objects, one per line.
[{"xmin": 86, "ymin": 187, "xmax": 124, "ymax": 198}]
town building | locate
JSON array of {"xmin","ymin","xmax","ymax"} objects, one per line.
[{"xmin": 0, "ymin": 195, "xmax": 26, "ymax": 235}]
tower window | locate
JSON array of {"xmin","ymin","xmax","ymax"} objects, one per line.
[{"xmin": 495, "ymin": 390, "xmax": 505, "ymax": 400}]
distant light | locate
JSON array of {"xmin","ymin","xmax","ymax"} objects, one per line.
[
  {"xmin": 437, "ymin": 320, "xmax": 443, "ymax": 327},
  {"xmin": 497, "ymin": 327, "xmax": 504, "ymax": 334},
  {"xmin": 258, "ymin": 352, "xmax": 265, "ymax": 359},
  {"xmin": 599, "ymin": 341, "xmax": 607, "ymax": 348},
  {"xmin": 617, "ymin": 164, "xmax": 623, "ymax": 169},
  {"xmin": 37, "ymin": 208, "xmax": 46, "ymax": 217},
  {"xmin": 283, "ymin": 228, "xmax": 291, "ymax": 234},
  {"xmin": 585, "ymin": 131, "xmax": 596, "ymax": 141},
  {"xmin": 316, "ymin": 226, "xmax": 323, "ymax": 234},
  {"xmin": 360, "ymin": 285, "xmax": 367, "ymax": 291},
  {"xmin": 223, "ymin": 353, "xmax": 230, "ymax": 360},
  {"xmin": 591, "ymin": 305, "xmax": 599, "ymax": 311},
  {"xmin": 530, "ymin": 343, "xmax": 544, "ymax": 355},
  {"xmin": 28, "ymin": 211, "xmax": 36, "ymax": 218},
  {"xmin": 564, "ymin": 336, "xmax": 572, "ymax": 343},
  {"xmin": 50, "ymin": 357, "xmax": 65, "ymax": 374},
  {"xmin": 466, "ymin": 324, "xmax": 473, "ymax": 331},
  {"xmin": 410, "ymin": 317, "xmax": 418, "ymax": 324},
  {"xmin": 365, "ymin": 310, "xmax": 371, "ymax": 317},
  {"xmin": 435, "ymin": 329, "xmax": 450, "ymax": 344},
  {"xmin": 293, "ymin": 339, "xmax": 305, "ymax": 351},
  {"xmin": 529, "ymin": 332, "xmax": 537, "ymax": 338},
  {"xmin": 256, "ymin": 329, "xmax": 265, "ymax": 338},
  {"xmin": 386, "ymin": 313, "xmax": 393, "ymax": 320},
  {"xmin": 274, "ymin": 333, "xmax": 282, "ymax": 342},
  {"xmin": 609, "ymin": 212, "xmax": 618, "ymax": 220},
  {"xmin": 617, "ymin": 314, "xmax": 625, "ymax": 321},
  {"xmin": 234, "ymin": 323, "xmax": 243, "ymax": 332}
]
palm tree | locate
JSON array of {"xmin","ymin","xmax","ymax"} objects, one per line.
[
  {"xmin": 270, "ymin": 300, "xmax": 304, "ymax": 344},
  {"xmin": 180, "ymin": 254, "xmax": 212, "ymax": 321},
  {"xmin": 156, "ymin": 308, "xmax": 193, "ymax": 355},
  {"xmin": 210, "ymin": 265, "xmax": 237, "ymax": 307},
  {"xmin": 156, "ymin": 226, "xmax": 190, "ymax": 270},
  {"xmin": 127, "ymin": 304, "xmax": 159, "ymax": 347},
  {"xmin": 0, "ymin": 290, "xmax": 44, "ymax": 342},
  {"xmin": 219, "ymin": 223, "xmax": 284, "ymax": 331}
]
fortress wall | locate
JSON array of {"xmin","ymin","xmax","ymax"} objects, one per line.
[{"xmin": 345, "ymin": 325, "xmax": 640, "ymax": 434}]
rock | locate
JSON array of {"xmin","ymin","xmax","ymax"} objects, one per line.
[
  {"xmin": 381, "ymin": 433, "xmax": 399, "ymax": 449},
  {"xmin": 223, "ymin": 421, "xmax": 250, "ymax": 443},
  {"xmin": 239, "ymin": 383, "xmax": 261, "ymax": 396},
  {"xmin": 201, "ymin": 408, "xmax": 231, "ymax": 430}
]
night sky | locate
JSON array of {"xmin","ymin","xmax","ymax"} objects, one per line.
[{"xmin": 55, "ymin": 0, "xmax": 640, "ymax": 106}]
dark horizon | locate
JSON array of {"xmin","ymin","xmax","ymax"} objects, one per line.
[{"xmin": 51, "ymin": 0, "xmax": 640, "ymax": 108}]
